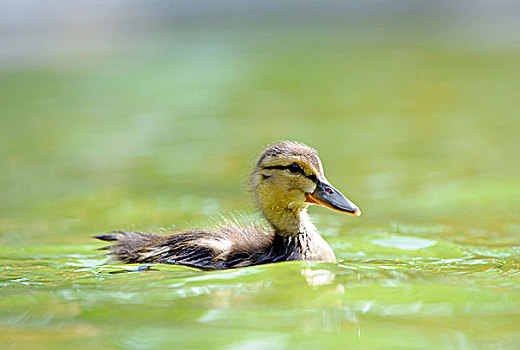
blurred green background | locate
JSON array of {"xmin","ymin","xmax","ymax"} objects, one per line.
[{"xmin": 1, "ymin": 1, "xmax": 519, "ymax": 349}]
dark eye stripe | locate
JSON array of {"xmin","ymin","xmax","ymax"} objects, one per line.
[
  {"xmin": 262, "ymin": 165, "xmax": 294, "ymax": 171},
  {"xmin": 305, "ymin": 174, "xmax": 317, "ymax": 182},
  {"xmin": 261, "ymin": 164, "xmax": 317, "ymax": 183}
]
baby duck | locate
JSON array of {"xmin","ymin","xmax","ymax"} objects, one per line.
[{"xmin": 95, "ymin": 141, "xmax": 361, "ymax": 269}]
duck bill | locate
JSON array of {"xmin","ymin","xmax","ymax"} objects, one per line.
[{"xmin": 305, "ymin": 180, "xmax": 361, "ymax": 216}]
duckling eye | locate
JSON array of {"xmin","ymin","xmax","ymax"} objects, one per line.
[{"xmin": 288, "ymin": 163, "xmax": 303, "ymax": 174}]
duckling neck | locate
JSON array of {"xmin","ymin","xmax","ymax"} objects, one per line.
[
  {"xmin": 262, "ymin": 209, "xmax": 336, "ymax": 262},
  {"xmin": 259, "ymin": 204, "xmax": 313, "ymax": 236}
]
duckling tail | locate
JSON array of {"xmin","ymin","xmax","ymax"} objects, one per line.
[{"xmin": 94, "ymin": 231, "xmax": 168, "ymax": 262}]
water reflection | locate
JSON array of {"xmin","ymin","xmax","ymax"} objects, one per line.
[
  {"xmin": 371, "ymin": 236, "xmax": 437, "ymax": 250},
  {"xmin": 301, "ymin": 268, "xmax": 338, "ymax": 287}
]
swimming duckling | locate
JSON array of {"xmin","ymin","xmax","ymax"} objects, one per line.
[{"xmin": 95, "ymin": 141, "xmax": 361, "ymax": 269}]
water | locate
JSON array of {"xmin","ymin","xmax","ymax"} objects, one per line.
[{"xmin": 1, "ymin": 8, "xmax": 520, "ymax": 349}]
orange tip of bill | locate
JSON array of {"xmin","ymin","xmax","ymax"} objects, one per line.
[{"xmin": 353, "ymin": 209, "xmax": 361, "ymax": 217}]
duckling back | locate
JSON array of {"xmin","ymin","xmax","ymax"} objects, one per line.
[{"xmin": 95, "ymin": 223, "xmax": 305, "ymax": 269}]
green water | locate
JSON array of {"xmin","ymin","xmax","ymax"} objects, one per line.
[{"xmin": 1, "ymin": 26, "xmax": 520, "ymax": 349}]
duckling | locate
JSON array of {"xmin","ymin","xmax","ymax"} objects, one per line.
[{"xmin": 95, "ymin": 141, "xmax": 361, "ymax": 269}]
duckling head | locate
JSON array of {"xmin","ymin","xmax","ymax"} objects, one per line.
[{"xmin": 250, "ymin": 141, "xmax": 360, "ymax": 235}]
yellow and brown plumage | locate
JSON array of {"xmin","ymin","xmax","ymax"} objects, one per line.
[{"xmin": 95, "ymin": 141, "xmax": 361, "ymax": 269}]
